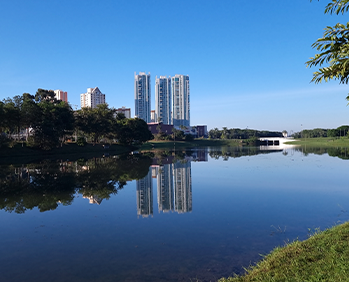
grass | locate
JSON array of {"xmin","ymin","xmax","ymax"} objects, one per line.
[
  {"xmin": 285, "ymin": 137, "xmax": 349, "ymax": 147},
  {"xmin": 218, "ymin": 221, "xmax": 349, "ymax": 282}
]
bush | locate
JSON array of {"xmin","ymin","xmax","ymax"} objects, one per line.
[
  {"xmin": 185, "ymin": 134, "xmax": 194, "ymax": 141},
  {"xmin": 77, "ymin": 137, "xmax": 87, "ymax": 147}
]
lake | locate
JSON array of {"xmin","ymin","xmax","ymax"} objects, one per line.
[{"xmin": 0, "ymin": 145, "xmax": 348, "ymax": 282}]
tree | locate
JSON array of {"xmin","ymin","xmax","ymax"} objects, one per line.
[
  {"xmin": 75, "ymin": 104, "xmax": 116, "ymax": 145},
  {"xmin": 30, "ymin": 90, "xmax": 74, "ymax": 150},
  {"xmin": 116, "ymin": 118, "xmax": 153, "ymax": 145},
  {"xmin": 307, "ymin": 0, "xmax": 349, "ymax": 101}
]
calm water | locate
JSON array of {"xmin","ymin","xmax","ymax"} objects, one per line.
[{"xmin": 1, "ymin": 146, "xmax": 349, "ymax": 282}]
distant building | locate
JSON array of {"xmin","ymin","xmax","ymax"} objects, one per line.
[
  {"xmin": 196, "ymin": 125, "xmax": 208, "ymax": 138},
  {"xmin": 171, "ymin": 74, "xmax": 190, "ymax": 127},
  {"xmin": 134, "ymin": 72, "xmax": 151, "ymax": 123},
  {"xmin": 151, "ymin": 110, "xmax": 156, "ymax": 123},
  {"xmin": 155, "ymin": 76, "xmax": 172, "ymax": 124},
  {"xmin": 54, "ymin": 90, "xmax": 68, "ymax": 102},
  {"xmin": 116, "ymin": 106, "xmax": 131, "ymax": 118},
  {"xmin": 148, "ymin": 123, "xmax": 174, "ymax": 135},
  {"xmin": 80, "ymin": 87, "xmax": 105, "ymax": 109}
]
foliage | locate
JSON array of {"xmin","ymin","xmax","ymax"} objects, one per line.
[
  {"xmin": 307, "ymin": 0, "xmax": 349, "ymax": 101},
  {"xmin": 76, "ymin": 137, "xmax": 86, "ymax": 146},
  {"xmin": 116, "ymin": 117, "xmax": 153, "ymax": 145},
  {"xmin": 75, "ymin": 104, "xmax": 116, "ymax": 144},
  {"xmin": 208, "ymin": 127, "xmax": 282, "ymax": 140},
  {"xmin": 292, "ymin": 125, "xmax": 349, "ymax": 138},
  {"xmin": 32, "ymin": 98, "xmax": 75, "ymax": 150},
  {"xmin": 1, "ymin": 90, "xmax": 153, "ymax": 150}
]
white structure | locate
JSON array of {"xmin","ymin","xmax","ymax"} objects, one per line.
[
  {"xmin": 151, "ymin": 110, "xmax": 156, "ymax": 123},
  {"xmin": 54, "ymin": 90, "xmax": 68, "ymax": 102},
  {"xmin": 134, "ymin": 72, "xmax": 151, "ymax": 123},
  {"xmin": 116, "ymin": 106, "xmax": 131, "ymax": 118},
  {"xmin": 171, "ymin": 74, "xmax": 190, "ymax": 127},
  {"xmin": 80, "ymin": 87, "xmax": 105, "ymax": 109},
  {"xmin": 155, "ymin": 76, "xmax": 172, "ymax": 124}
]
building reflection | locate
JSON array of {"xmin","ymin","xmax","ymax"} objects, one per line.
[
  {"xmin": 136, "ymin": 168, "xmax": 153, "ymax": 218},
  {"xmin": 83, "ymin": 195, "xmax": 103, "ymax": 205},
  {"xmin": 173, "ymin": 161, "xmax": 192, "ymax": 213},
  {"xmin": 136, "ymin": 148, "xmax": 208, "ymax": 217},
  {"xmin": 157, "ymin": 163, "xmax": 174, "ymax": 213}
]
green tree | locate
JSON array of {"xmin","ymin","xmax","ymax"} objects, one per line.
[
  {"xmin": 117, "ymin": 118, "xmax": 153, "ymax": 145},
  {"xmin": 75, "ymin": 104, "xmax": 116, "ymax": 144},
  {"xmin": 30, "ymin": 90, "xmax": 74, "ymax": 150},
  {"xmin": 307, "ymin": 0, "xmax": 349, "ymax": 101}
]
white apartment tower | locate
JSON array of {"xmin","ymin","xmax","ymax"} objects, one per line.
[
  {"xmin": 54, "ymin": 90, "xmax": 68, "ymax": 102},
  {"xmin": 155, "ymin": 76, "xmax": 171, "ymax": 124},
  {"xmin": 171, "ymin": 74, "xmax": 190, "ymax": 127},
  {"xmin": 134, "ymin": 72, "xmax": 151, "ymax": 123},
  {"xmin": 80, "ymin": 87, "xmax": 105, "ymax": 109}
]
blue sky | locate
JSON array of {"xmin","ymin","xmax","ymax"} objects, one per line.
[{"xmin": 1, "ymin": 0, "xmax": 348, "ymax": 132}]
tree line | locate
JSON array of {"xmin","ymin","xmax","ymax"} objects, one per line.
[
  {"xmin": 208, "ymin": 127, "xmax": 283, "ymax": 140},
  {"xmin": 0, "ymin": 89, "xmax": 153, "ymax": 150},
  {"xmin": 292, "ymin": 126, "xmax": 349, "ymax": 138}
]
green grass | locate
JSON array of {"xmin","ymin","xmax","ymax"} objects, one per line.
[
  {"xmin": 286, "ymin": 137, "xmax": 349, "ymax": 147},
  {"xmin": 219, "ymin": 222, "xmax": 349, "ymax": 282}
]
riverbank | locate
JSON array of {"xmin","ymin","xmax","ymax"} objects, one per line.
[
  {"xmin": 0, "ymin": 142, "xmax": 133, "ymax": 164},
  {"xmin": 140, "ymin": 139, "xmax": 241, "ymax": 150},
  {"xmin": 0, "ymin": 139, "xmax": 242, "ymax": 164},
  {"xmin": 219, "ymin": 221, "xmax": 349, "ymax": 282},
  {"xmin": 285, "ymin": 137, "xmax": 349, "ymax": 147}
]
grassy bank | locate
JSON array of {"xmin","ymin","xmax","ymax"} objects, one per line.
[
  {"xmin": 0, "ymin": 142, "xmax": 133, "ymax": 164},
  {"xmin": 286, "ymin": 137, "xmax": 349, "ymax": 147},
  {"xmin": 219, "ymin": 222, "xmax": 349, "ymax": 282},
  {"xmin": 140, "ymin": 139, "xmax": 241, "ymax": 150}
]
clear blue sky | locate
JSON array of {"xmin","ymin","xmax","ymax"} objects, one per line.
[{"xmin": 1, "ymin": 0, "xmax": 348, "ymax": 133}]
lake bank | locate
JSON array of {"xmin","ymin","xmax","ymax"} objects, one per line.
[
  {"xmin": 218, "ymin": 221, "xmax": 349, "ymax": 282},
  {"xmin": 140, "ymin": 139, "xmax": 241, "ymax": 150},
  {"xmin": 0, "ymin": 139, "xmax": 242, "ymax": 164},
  {"xmin": 0, "ymin": 142, "xmax": 133, "ymax": 164}
]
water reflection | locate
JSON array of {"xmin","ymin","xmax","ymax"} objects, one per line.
[
  {"xmin": 1, "ymin": 146, "xmax": 349, "ymax": 282},
  {"xmin": 137, "ymin": 168, "xmax": 153, "ymax": 217},
  {"xmin": 0, "ymin": 155, "xmax": 152, "ymax": 213},
  {"xmin": 1, "ymin": 146, "xmax": 348, "ymax": 215}
]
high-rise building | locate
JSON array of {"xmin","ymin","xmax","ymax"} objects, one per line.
[
  {"xmin": 155, "ymin": 76, "xmax": 171, "ymax": 124},
  {"xmin": 80, "ymin": 87, "xmax": 105, "ymax": 109},
  {"xmin": 54, "ymin": 90, "xmax": 68, "ymax": 103},
  {"xmin": 134, "ymin": 72, "xmax": 151, "ymax": 123},
  {"xmin": 171, "ymin": 74, "xmax": 190, "ymax": 127}
]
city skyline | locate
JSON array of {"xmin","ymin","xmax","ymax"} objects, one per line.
[{"xmin": 1, "ymin": 0, "xmax": 348, "ymax": 132}]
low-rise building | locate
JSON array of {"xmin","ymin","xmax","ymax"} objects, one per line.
[{"xmin": 116, "ymin": 106, "xmax": 131, "ymax": 118}]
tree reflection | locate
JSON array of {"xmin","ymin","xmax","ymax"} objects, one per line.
[
  {"xmin": 0, "ymin": 154, "xmax": 152, "ymax": 213},
  {"xmin": 295, "ymin": 147, "xmax": 349, "ymax": 160},
  {"xmin": 208, "ymin": 146, "xmax": 274, "ymax": 160}
]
